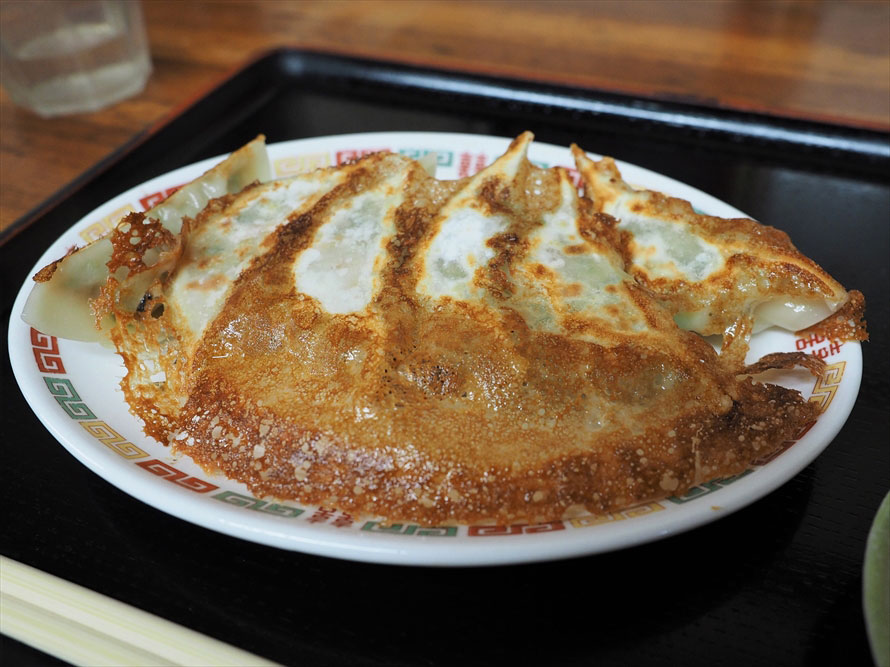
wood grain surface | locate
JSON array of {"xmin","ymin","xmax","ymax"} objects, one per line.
[{"xmin": 1, "ymin": 0, "xmax": 888, "ymax": 233}]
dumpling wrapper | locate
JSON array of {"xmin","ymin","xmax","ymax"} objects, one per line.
[
  {"xmin": 21, "ymin": 136, "xmax": 272, "ymax": 343},
  {"xmin": 571, "ymin": 146, "xmax": 852, "ymax": 340}
]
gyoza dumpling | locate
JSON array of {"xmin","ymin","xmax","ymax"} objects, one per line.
[
  {"xmin": 571, "ymin": 146, "xmax": 865, "ymax": 359},
  {"xmin": 21, "ymin": 136, "xmax": 272, "ymax": 343}
]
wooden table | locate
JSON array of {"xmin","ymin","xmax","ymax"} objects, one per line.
[{"xmin": 1, "ymin": 0, "xmax": 888, "ymax": 234}]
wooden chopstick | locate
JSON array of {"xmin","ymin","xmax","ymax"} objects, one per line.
[{"xmin": 0, "ymin": 556, "xmax": 279, "ymax": 666}]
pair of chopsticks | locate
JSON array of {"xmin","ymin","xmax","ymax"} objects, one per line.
[{"xmin": 0, "ymin": 556, "xmax": 278, "ymax": 666}]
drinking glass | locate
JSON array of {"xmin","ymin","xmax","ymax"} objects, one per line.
[{"xmin": 0, "ymin": 0, "xmax": 152, "ymax": 117}]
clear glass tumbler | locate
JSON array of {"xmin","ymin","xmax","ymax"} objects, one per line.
[{"xmin": 0, "ymin": 0, "xmax": 152, "ymax": 117}]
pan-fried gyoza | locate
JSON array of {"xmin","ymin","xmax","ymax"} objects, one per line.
[{"xmin": 23, "ymin": 133, "xmax": 866, "ymax": 524}]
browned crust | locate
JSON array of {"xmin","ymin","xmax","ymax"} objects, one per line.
[
  {"xmin": 168, "ymin": 369, "xmax": 818, "ymax": 525},
  {"xmin": 101, "ymin": 144, "xmax": 852, "ymax": 524},
  {"xmin": 32, "ymin": 245, "xmax": 78, "ymax": 282},
  {"xmin": 104, "ymin": 212, "xmax": 176, "ymax": 277},
  {"xmin": 741, "ymin": 352, "xmax": 826, "ymax": 377}
]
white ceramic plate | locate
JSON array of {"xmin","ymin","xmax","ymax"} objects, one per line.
[{"xmin": 8, "ymin": 132, "xmax": 862, "ymax": 566}]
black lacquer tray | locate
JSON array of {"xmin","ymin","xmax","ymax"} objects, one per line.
[{"xmin": 2, "ymin": 49, "xmax": 888, "ymax": 666}]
